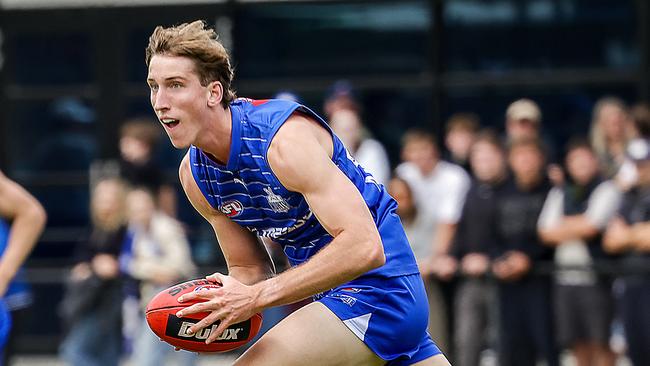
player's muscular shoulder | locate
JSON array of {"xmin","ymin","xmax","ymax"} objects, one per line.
[
  {"xmin": 267, "ymin": 113, "xmax": 334, "ymax": 192},
  {"xmin": 271, "ymin": 113, "xmax": 333, "ymax": 159}
]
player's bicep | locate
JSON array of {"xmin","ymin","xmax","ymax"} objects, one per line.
[
  {"xmin": 268, "ymin": 118, "xmax": 380, "ymax": 243},
  {"xmin": 178, "ymin": 154, "xmax": 272, "ymax": 279},
  {"xmin": 0, "ymin": 172, "xmax": 44, "ymax": 220}
]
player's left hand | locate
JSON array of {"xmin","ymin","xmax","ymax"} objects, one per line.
[{"xmin": 175, "ymin": 273, "xmax": 261, "ymax": 344}]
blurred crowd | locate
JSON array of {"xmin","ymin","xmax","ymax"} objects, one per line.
[
  {"xmin": 325, "ymin": 84, "xmax": 650, "ymax": 366},
  {"xmin": 1, "ymin": 81, "xmax": 650, "ymax": 366}
]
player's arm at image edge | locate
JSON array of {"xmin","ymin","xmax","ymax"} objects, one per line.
[
  {"xmin": 252, "ymin": 113, "xmax": 386, "ymax": 308},
  {"xmin": 0, "ymin": 172, "xmax": 47, "ymax": 294},
  {"xmin": 178, "ymin": 153, "xmax": 274, "ymax": 285}
]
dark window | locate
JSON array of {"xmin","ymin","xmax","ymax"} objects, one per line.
[
  {"xmin": 6, "ymin": 98, "xmax": 97, "ymax": 173},
  {"xmin": 443, "ymin": 0, "xmax": 639, "ymax": 71},
  {"xmin": 9, "ymin": 33, "xmax": 94, "ymax": 85},
  {"xmin": 235, "ymin": 1, "xmax": 432, "ymax": 78}
]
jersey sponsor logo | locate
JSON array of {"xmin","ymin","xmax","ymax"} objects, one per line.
[
  {"xmin": 263, "ymin": 187, "xmax": 291, "ymax": 213},
  {"xmin": 248, "ymin": 211, "xmax": 313, "ymax": 239},
  {"xmin": 166, "ymin": 316, "xmax": 251, "ymax": 342},
  {"xmin": 220, "ymin": 200, "xmax": 244, "ymax": 217}
]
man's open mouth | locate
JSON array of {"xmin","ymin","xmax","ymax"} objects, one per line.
[{"xmin": 161, "ymin": 119, "xmax": 180, "ymax": 128}]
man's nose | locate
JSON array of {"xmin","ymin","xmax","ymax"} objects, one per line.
[{"xmin": 153, "ymin": 90, "xmax": 170, "ymax": 111}]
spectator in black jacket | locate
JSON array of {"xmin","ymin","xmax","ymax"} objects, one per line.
[
  {"xmin": 59, "ymin": 177, "xmax": 128, "ymax": 366},
  {"xmin": 449, "ymin": 131, "xmax": 507, "ymax": 366},
  {"xmin": 493, "ymin": 137, "xmax": 558, "ymax": 366}
]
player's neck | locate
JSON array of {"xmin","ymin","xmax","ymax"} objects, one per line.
[{"xmin": 195, "ymin": 106, "xmax": 233, "ymax": 166}]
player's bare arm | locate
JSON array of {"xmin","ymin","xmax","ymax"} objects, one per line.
[
  {"xmin": 178, "ymin": 113, "xmax": 385, "ymax": 343},
  {"xmin": 255, "ymin": 113, "xmax": 386, "ymax": 304},
  {"xmin": 178, "ymin": 153, "xmax": 274, "ymax": 285},
  {"xmin": 0, "ymin": 171, "xmax": 47, "ymax": 296}
]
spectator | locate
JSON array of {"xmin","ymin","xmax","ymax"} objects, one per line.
[
  {"xmin": 0, "ymin": 171, "xmax": 47, "ymax": 364},
  {"xmin": 615, "ymin": 103, "xmax": 650, "ymax": 190},
  {"xmin": 493, "ymin": 138, "xmax": 558, "ymax": 366},
  {"xmin": 505, "ymin": 98, "xmax": 543, "ymax": 142},
  {"xmin": 329, "ymin": 108, "xmax": 391, "ymax": 185},
  {"xmin": 388, "ymin": 176, "xmax": 450, "ymax": 355},
  {"xmin": 505, "ymin": 98, "xmax": 561, "ymax": 183},
  {"xmin": 122, "ymin": 187, "xmax": 197, "ymax": 366},
  {"xmin": 538, "ymin": 139, "xmax": 621, "ymax": 366},
  {"xmin": 322, "ymin": 80, "xmax": 361, "ymax": 119},
  {"xmin": 590, "ymin": 97, "xmax": 634, "ymax": 178},
  {"xmin": 60, "ymin": 178, "xmax": 127, "ymax": 366},
  {"xmin": 603, "ymin": 138, "xmax": 650, "ymax": 366},
  {"xmin": 119, "ymin": 118, "xmax": 177, "ymax": 217},
  {"xmin": 443, "ymin": 113, "xmax": 480, "ymax": 172},
  {"xmin": 449, "ymin": 130, "xmax": 507, "ymax": 366},
  {"xmin": 395, "ymin": 130, "xmax": 470, "ymax": 355}
]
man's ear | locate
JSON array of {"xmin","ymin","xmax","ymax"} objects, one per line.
[{"xmin": 207, "ymin": 81, "xmax": 224, "ymax": 107}]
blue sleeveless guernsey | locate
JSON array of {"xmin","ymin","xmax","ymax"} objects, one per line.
[{"xmin": 190, "ymin": 98, "xmax": 419, "ymax": 278}]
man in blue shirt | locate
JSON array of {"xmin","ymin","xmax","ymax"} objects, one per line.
[{"xmin": 145, "ymin": 20, "xmax": 449, "ymax": 365}]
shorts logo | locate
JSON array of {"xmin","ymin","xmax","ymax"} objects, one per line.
[
  {"xmin": 326, "ymin": 293, "xmax": 357, "ymax": 307},
  {"xmin": 338, "ymin": 294, "xmax": 357, "ymax": 307},
  {"xmin": 220, "ymin": 200, "xmax": 244, "ymax": 217},
  {"xmin": 166, "ymin": 316, "xmax": 251, "ymax": 343}
]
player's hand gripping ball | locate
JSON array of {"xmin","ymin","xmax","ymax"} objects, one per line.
[{"xmin": 146, "ymin": 278, "xmax": 263, "ymax": 353}]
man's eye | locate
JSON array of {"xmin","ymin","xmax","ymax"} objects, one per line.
[
  {"xmin": 149, "ymin": 84, "xmax": 159, "ymax": 91},
  {"xmin": 171, "ymin": 83, "xmax": 182, "ymax": 88}
]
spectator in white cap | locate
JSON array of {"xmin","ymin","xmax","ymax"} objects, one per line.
[
  {"xmin": 505, "ymin": 98, "xmax": 561, "ymax": 184},
  {"xmin": 506, "ymin": 98, "xmax": 542, "ymax": 142}
]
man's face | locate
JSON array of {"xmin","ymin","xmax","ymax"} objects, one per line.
[
  {"xmin": 387, "ymin": 178, "xmax": 414, "ymax": 217},
  {"xmin": 566, "ymin": 147, "xmax": 599, "ymax": 185},
  {"xmin": 445, "ymin": 129, "xmax": 475, "ymax": 160},
  {"xmin": 599, "ymin": 104, "xmax": 628, "ymax": 140},
  {"xmin": 147, "ymin": 55, "xmax": 210, "ymax": 149},
  {"xmin": 119, "ymin": 136, "xmax": 151, "ymax": 164},
  {"xmin": 509, "ymin": 145, "xmax": 544, "ymax": 183},
  {"xmin": 329, "ymin": 109, "xmax": 362, "ymax": 151},
  {"xmin": 126, "ymin": 189, "xmax": 156, "ymax": 228},
  {"xmin": 506, "ymin": 118, "xmax": 539, "ymax": 141},
  {"xmin": 470, "ymin": 141, "xmax": 505, "ymax": 182},
  {"xmin": 401, "ymin": 140, "xmax": 438, "ymax": 174}
]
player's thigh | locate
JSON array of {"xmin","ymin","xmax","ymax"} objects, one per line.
[
  {"xmin": 410, "ymin": 354, "xmax": 452, "ymax": 366},
  {"xmin": 234, "ymin": 302, "xmax": 385, "ymax": 366}
]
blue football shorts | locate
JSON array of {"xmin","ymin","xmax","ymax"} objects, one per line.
[{"xmin": 316, "ymin": 273, "xmax": 442, "ymax": 365}]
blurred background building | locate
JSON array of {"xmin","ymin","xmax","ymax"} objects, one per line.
[{"xmin": 0, "ymin": 0, "xmax": 648, "ymax": 361}]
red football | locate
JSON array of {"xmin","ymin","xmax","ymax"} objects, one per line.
[{"xmin": 145, "ymin": 278, "xmax": 263, "ymax": 353}]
